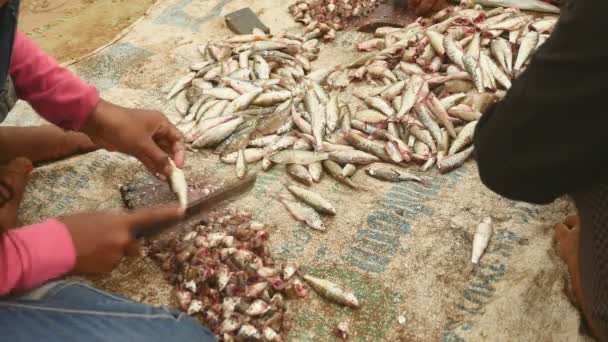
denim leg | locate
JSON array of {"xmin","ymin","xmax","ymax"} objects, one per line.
[{"xmin": 0, "ymin": 281, "xmax": 216, "ymax": 342}]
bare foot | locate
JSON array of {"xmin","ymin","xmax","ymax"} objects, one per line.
[
  {"xmin": 553, "ymin": 215, "xmax": 598, "ymax": 337},
  {"xmin": 0, "ymin": 158, "xmax": 32, "ymax": 230}
]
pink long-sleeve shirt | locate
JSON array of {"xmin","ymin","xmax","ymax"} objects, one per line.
[{"xmin": 0, "ymin": 31, "xmax": 99, "ymax": 295}]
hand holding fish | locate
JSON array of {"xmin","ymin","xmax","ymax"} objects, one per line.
[{"xmin": 82, "ymin": 99, "xmax": 185, "ymax": 178}]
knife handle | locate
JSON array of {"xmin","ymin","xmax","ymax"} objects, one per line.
[{"xmin": 132, "ymin": 217, "xmax": 182, "ymax": 239}]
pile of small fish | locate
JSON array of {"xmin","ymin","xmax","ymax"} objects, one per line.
[
  {"xmin": 150, "ymin": 208, "xmax": 359, "ymax": 341},
  {"xmin": 166, "ymin": 2, "xmax": 557, "ymax": 231},
  {"xmin": 288, "ymin": 0, "xmax": 385, "ymax": 39}
]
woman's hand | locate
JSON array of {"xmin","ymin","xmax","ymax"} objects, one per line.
[
  {"xmin": 60, "ymin": 206, "xmax": 184, "ymax": 275},
  {"xmin": 82, "ymin": 99, "xmax": 185, "ymax": 178}
]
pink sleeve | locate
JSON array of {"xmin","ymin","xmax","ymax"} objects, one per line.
[
  {"xmin": 9, "ymin": 31, "xmax": 100, "ymax": 130},
  {"xmin": 0, "ymin": 219, "xmax": 76, "ymax": 295}
]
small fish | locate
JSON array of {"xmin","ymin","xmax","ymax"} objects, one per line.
[
  {"xmin": 425, "ymin": 30, "xmax": 445, "ymax": 56},
  {"xmin": 203, "ymin": 87, "xmax": 241, "ymax": 100},
  {"xmin": 397, "ymin": 75, "xmax": 425, "ymax": 119},
  {"xmin": 252, "ymin": 90, "xmax": 293, "ymax": 106},
  {"xmin": 200, "ymin": 100, "xmax": 230, "ymax": 120},
  {"xmin": 385, "ymin": 141, "xmax": 404, "ymax": 163},
  {"xmin": 330, "ymin": 150, "xmax": 380, "ymax": 165},
  {"xmin": 167, "ymin": 72, "xmax": 195, "ymax": 100},
  {"xmin": 325, "ymin": 92, "xmax": 340, "ymax": 134},
  {"xmin": 344, "ymin": 132, "xmax": 392, "ymax": 163},
  {"xmin": 465, "ymin": 32, "xmax": 481, "ymax": 60},
  {"xmin": 444, "ymin": 34, "xmax": 465, "ymax": 69},
  {"xmin": 249, "ymin": 135, "xmax": 279, "ymax": 147},
  {"xmin": 287, "ymin": 164, "xmax": 313, "ymax": 185},
  {"xmin": 448, "ymin": 104, "xmax": 482, "ymax": 121},
  {"xmin": 399, "ymin": 62, "xmax": 425, "ymax": 76},
  {"xmin": 472, "ymin": 217, "xmax": 493, "ymax": 264},
  {"xmin": 414, "ymin": 103, "xmax": 442, "ymax": 147},
  {"xmin": 323, "ymin": 160, "xmax": 359, "ymax": 189},
  {"xmin": 311, "ymin": 103, "xmax": 327, "ymax": 151},
  {"xmin": 363, "ymin": 96, "xmax": 395, "ymax": 117},
  {"xmin": 426, "ymin": 94, "xmax": 457, "ymax": 138},
  {"xmin": 490, "ymin": 38, "xmax": 513, "ymax": 76},
  {"xmin": 366, "ymin": 165, "xmax": 422, "ymax": 183},
  {"xmin": 463, "ymin": 55, "xmax": 484, "ymax": 93},
  {"xmin": 270, "ymin": 150, "xmax": 329, "ymax": 165},
  {"xmin": 267, "ymin": 134, "xmax": 298, "ymax": 152},
  {"xmin": 192, "ymin": 117, "xmax": 244, "ymax": 148},
  {"xmin": 286, "ymin": 184, "xmax": 336, "ymax": 215},
  {"xmin": 301, "ymin": 273, "xmax": 360, "ymax": 308},
  {"xmin": 407, "ymin": 123, "xmax": 437, "ymax": 154},
  {"xmin": 380, "ymin": 80, "xmax": 407, "ymax": 101},
  {"xmin": 175, "ymin": 91, "xmax": 191, "ymax": 116},
  {"xmin": 236, "ymin": 149, "xmax": 247, "ymax": 179},
  {"xmin": 439, "ymin": 93, "xmax": 466, "ymax": 110},
  {"xmin": 278, "ymin": 197, "xmax": 326, "ymax": 231},
  {"xmin": 478, "ymin": 53, "xmax": 497, "ymax": 91},
  {"xmin": 514, "ymin": 31, "xmax": 539, "ymax": 73},
  {"xmin": 223, "ymin": 88, "xmax": 263, "ymax": 115},
  {"xmin": 253, "ymin": 55, "xmax": 271, "ymax": 79},
  {"xmin": 309, "ymin": 162, "xmax": 323, "ymax": 183},
  {"xmin": 438, "ymin": 146, "xmax": 474, "ymax": 174},
  {"xmin": 355, "ymin": 109, "xmax": 388, "ymax": 124},
  {"xmin": 168, "ymin": 159, "xmax": 188, "ymax": 209},
  {"xmin": 342, "ymin": 164, "xmax": 357, "ymax": 177},
  {"xmin": 262, "ymin": 157, "xmax": 273, "ymax": 171},
  {"xmin": 340, "ymin": 105, "xmax": 351, "ymax": 132},
  {"xmin": 449, "ymin": 121, "xmax": 478, "ymax": 155}
]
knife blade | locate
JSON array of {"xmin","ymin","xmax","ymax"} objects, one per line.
[{"xmin": 132, "ymin": 172, "xmax": 258, "ymax": 239}]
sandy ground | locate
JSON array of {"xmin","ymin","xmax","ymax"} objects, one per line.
[{"xmin": 19, "ymin": 0, "xmax": 156, "ymax": 62}]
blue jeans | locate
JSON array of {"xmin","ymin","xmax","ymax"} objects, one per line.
[{"xmin": 0, "ymin": 281, "xmax": 216, "ymax": 342}]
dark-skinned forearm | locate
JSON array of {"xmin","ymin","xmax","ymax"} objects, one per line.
[{"xmin": 0, "ymin": 125, "xmax": 96, "ymax": 164}]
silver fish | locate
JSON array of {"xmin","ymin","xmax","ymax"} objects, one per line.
[
  {"xmin": 342, "ymin": 164, "xmax": 357, "ymax": 177},
  {"xmin": 366, "ymin": 165, "xmax": 422, "ymax": 183},
  {"xmin": 463, "ymin": 55, "xmax": 484, "ymax": 93},
  {"xmin": 325, "ymin": 92, "xmax": 340, "ymax": 134},
  {"xmin": 438, "ymin": 146, "xmax": 474, "ymax": 174},
  {"xmin": 286, "ymin": 184, "xmax": 336, "ymax": 215},
  {"xmin": 252, "ymin": 90, "xmax": 293, "ymax": 106},
  {"xmin": 287, "ymin": 163, "xmax": 314, "ymax": 185},
  {"xmin": 301, "ymin": 273, "xmax": 359, "ymax": 308},
  {"xmin": 309, "ymin": 162, "xmax": 323, "ymax": 183},
  {"xmin": 167, "ymin": 72, "xmax": 195, "ymax": 100},
  {"xmin": 329, "ymin": 150, "xmax": 380, "ymax": 165},
  {"xmin": 449, "ymin": 121, "xmax": 477, "ymax": 155},
  {"xmin": 448, "ymin": 104, "xmax": 482, "ymax": 121},
  {"xmin": 514, "ymin": 31, "xmax": 539, "ymax": 73},
  {"xmin": 323, "ymin": 160, "xmax": 359, "ymax": 189},
  {"xmin": 414, "ymin": 103, "xmax": 442, "ymax": 147},
  {"xmin": 278, "ymin": 197, "xmax": 326, "ymax": 231},
  {"xmin": 269, "ymin": 150, "xmax": 329, "ymax": 164},
  {"xmin": 223, "ymin": 88, "xmax": 263, "ymax": 115},
  {"xmin": 192, "ymin": 117, "xmax": 243, "ymax": 148}
]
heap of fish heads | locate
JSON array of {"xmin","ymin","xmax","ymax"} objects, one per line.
[
  {"xmin": 167, "ymin": 2, "xmax": 556, "ymax": 231},
  {"xmin": 288, "ymin": 0, "xmax": 385, "ymax": 39},
  {"xmin": 150, "ymin": 208, "xmax": 359, "ymax": 341}
]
